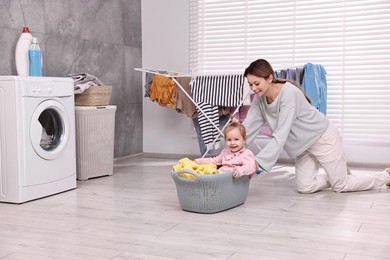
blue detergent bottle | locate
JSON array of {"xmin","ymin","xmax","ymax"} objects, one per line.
[{"xmin": 29, "ymin": 37, "xmax": 42, "ymax": 76}]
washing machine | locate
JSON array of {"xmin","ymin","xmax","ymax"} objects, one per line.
[{"xmin": 0, "ymin": 76, "xmax": 76, "ymax": 203}]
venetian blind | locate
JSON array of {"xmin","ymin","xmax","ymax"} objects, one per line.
[{"xmin": 189, "ymin": 0, "xmax": 390, "ymax": 145}]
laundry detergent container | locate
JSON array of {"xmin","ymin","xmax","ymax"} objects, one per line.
[{"xmin": 75, "ymin": 106, "xmax": 116, "ymax": 180}]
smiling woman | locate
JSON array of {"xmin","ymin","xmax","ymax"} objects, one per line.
[{"xmin": 242, "ymin": 58, "xmax": 390, "ymax": 193}]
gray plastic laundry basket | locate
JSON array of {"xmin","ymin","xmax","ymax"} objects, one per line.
[{"xmin": 171, "ymin": 170, "xmax": 250, "ymax": 214}]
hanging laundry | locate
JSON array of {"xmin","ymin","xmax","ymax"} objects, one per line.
[
  {"xmin": 143, "ymin": 70, "xmax": 169, "ymax": 97},
  {"xmin": 274, "ymin": 64, "xmax": 326, "ymax": 115},
  {"xmin": 174, "ymin": 76, "xmax": 197, "ymax": 118},
  {"xmin": 192, "ymin": 114, "xmax": 230, "ymax": 156},
  {"xmin": 301, "ymin": 63, "xmax": 327, "ymax": 115},
  {"xmin": 295, "ymin": 66, "xmax": 305, "ymax": 85},
  {"xmin": 149, "ymin": 74, "xmax": 176, "ymax": 108},
  {"xmin": 191, "ymin": 74, "xmax": 244, "ymax": 150},
  {"xmin": 286, "ymin": 68, "xmax": 296, "ymax": 80}
]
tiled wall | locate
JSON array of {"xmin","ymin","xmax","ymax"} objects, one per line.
[{"xmin": 0, "ymin": 0, "xmax": 142, "ymax": 158}]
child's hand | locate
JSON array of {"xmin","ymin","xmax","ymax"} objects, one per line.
[
  {"xmin": 230, "ymin": 116, "xmax": 239, "ymax": 123},
  {"xmin": 232, "ymin": 169, "xmax": 241, "ymax": 179},
  {"xmin": 255, "ymin": 161, "xmax": 260, "ymax": 169}
]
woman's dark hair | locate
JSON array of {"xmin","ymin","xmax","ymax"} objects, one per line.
[{"xmin": 244, "ymin": 59, "xmax": 311, "ymax": 103}]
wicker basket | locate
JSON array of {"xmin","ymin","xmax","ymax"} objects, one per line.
[
  {"xmin": 75, "ymin": 85, "xmax": 112, "ymax": 106},
  {"xmin": 171, "ymin": 170, "xmax": 250, "ymax": 214}
]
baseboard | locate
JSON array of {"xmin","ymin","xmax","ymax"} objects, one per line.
[
  {"xmin": 115, "ymin": 152, "xmax": 295, "ymax": 165},
  {"xmin": 114, "ymin": 152, "xmax": 199, "ymax": 162},
  {"xmin": 115, "ymin": 152, "xmax": 387, "ymax": 171},
  {"xmin": 141, "ymin": 152, "xmax": 199, "ymax": 160},
  {"xmin": 114, "ymin": 153, "xmax": 144, "ymax": 163}
]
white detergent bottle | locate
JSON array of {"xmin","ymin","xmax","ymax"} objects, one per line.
[{"xmin": 15, "ymin": 27, "xmax": 33, "ymax": 76}]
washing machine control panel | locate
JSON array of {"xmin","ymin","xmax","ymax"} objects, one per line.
[
  {"xmin": 21, "ymin": 78, "xmax": 74, "ymax": 97},
  {"xmin": 25, "ymin": 82, "xmax": 53, "ymax": 96}
]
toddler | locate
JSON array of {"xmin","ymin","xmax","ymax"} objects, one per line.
[{"xmin": 195, "ymin": 122, "xmax": 257, "ymax": 179}]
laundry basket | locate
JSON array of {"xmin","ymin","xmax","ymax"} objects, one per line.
[
  {"xmin": 171, "ymin": 170, "xmax": 250, "ymax": 214},
  {"xmin": 75, "ymin": 106, "xmax": 116, "ymax": 180}
]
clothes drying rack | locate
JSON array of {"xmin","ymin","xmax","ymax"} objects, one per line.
[{"xmin": 134, "ymin": 67, "xmax": 255, "ymax": 158}]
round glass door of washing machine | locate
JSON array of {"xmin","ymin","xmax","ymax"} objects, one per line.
[{"xmin": 30, "ymin": 99, "xmax": 70, "ymax": 160}]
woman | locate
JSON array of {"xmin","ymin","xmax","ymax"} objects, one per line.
[{"xmin": 243, "ymin": 59, "xmax": 390, "ymax": 193}]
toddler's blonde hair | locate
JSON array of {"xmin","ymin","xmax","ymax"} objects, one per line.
[{"xmin": 223, "ymin": 122, "xmax": 246, "ymax": 141}]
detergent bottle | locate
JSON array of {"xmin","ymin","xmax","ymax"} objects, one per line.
[
  {"xmin": 29, "ymin": 37, "xmax": 42, "ymax": 76},
  {"xmin": 15, "ymin": 27, "xmax": 33, "ymax": 76}
]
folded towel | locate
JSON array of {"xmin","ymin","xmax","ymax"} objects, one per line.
[
  {"xmin": 74, "ymin": 81, "xmax": 98, "ymax": 94},
  {"xmin": 69, "ymin": 73, "xmax": 104, "ymax": 94}
]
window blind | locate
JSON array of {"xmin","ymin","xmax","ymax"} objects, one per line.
[{"xmin": 189, "ymin": 0, "xmax": 390, "ymax": 146}]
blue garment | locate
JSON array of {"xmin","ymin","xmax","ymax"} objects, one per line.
[
  {"xmin": 301, "ymin": 63, "xmax": 327, "ymax": 115},
  {"xmin": 286, "ymin": 68, "xmax": 296, "ymax": 81}
]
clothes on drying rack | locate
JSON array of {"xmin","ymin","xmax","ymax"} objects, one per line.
[
  {"xmin": 149, "ymin": 74, "xmax": 176, "ymax": 108},
  {"xmin": 144, "ymin": 72, "xmax": 198, "ymax": 117},
  {"xmin": 137, "ymin": 65, "xmax": 327, "ymax": 158},
  {"xmin": 174, "ymin": 76, "xmax": 197, "ymax": 118},
  {"xmin": 143, "ymin": 71, "xmax": 237, "ymax": 153},
  {"xmin": 274, "ymin": 63, "xmax": 327, "ymax": 115},
  {"xmin": 192, "ymin": 114, "xmax": 230, "ymax": 156},
  {"xmin": 191, "ymin": 74, "xmax": 244, "ymax": 150},
  {"xmin": 301, "ymin": 63, "xmax": 327, "ymax": 115},
  {"xmin": 144, "ymin": 72, "xmax": 153, "ymax": 97},
  {"xmin": 295, "ymin": 67, "xmax": 305, "ymax": 86},
  {"xmin": 144, "ymin": 70, "xmax": 171, "ymax": 98},
  {"xmin": 275, "ymin": 67, "xmax": 303, "ymax": 84}
]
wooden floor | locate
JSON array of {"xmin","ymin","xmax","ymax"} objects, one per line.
[{"xmin": 0, "ymin": 154, "xmax": 389, "ymax": 260}]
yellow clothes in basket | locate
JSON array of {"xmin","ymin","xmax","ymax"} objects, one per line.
[{"xmin": 173, "ymin": 158, "xmax": 218, "ymax": 179}]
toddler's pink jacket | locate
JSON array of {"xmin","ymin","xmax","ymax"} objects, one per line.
[{"xmin": 195, "ymin": 148, "xmax": 257, "ymax": 177}]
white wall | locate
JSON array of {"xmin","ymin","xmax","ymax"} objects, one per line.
[
  {"xmin": 141, "ymin": 1, "xmax": 389, "ymax": 165},
  {"xmin": 344, "ymin": 142, "xmax": 389, "ymax": 166},
  {"xmin": 142, "ymin": 0, "xmax": 200, "ymax": 155}
]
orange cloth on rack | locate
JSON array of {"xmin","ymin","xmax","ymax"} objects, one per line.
[{"xmin": 149, "ymin": 74, "xmax": 176, "ymax": 108}]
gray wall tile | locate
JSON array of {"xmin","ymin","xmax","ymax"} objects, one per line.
[
  {"xmin": 0, "ymin": 28, "xmax": 20, "ymax": 75},
  {"xmin": 0, "ymin": 0, "xmax": 45, "ymax": 32},
  {"xmin": 44, "ymin": 35, "xmax": 85, "ymax": 76},
  {"xmin": 114, "ymin": 103, "xmax": 143, "ymax": 157},
  {"xmin": 124, "ymin": 46, "xmax": 142, "ymax": 104},
  {"xmin": 123, "ymin": 0, "xmax": 142, "ymax": 48},
  {"xmin": 45, "ymin": 0, "xmax": 123, "ymax": 45}
]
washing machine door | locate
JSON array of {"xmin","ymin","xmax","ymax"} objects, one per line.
[{"xmin": 30, "ymin": 99, "xmax": 69, "ymax": 160}]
